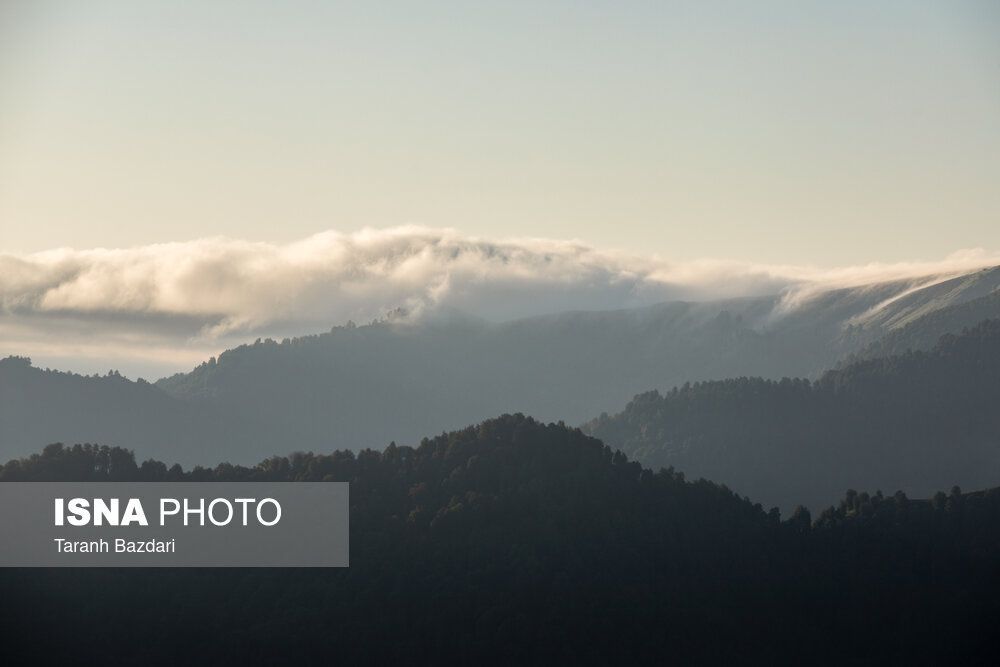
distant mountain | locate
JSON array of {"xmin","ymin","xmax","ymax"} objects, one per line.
[
  {"xmin": 4, "ymin": 415, "xmax": 1000, "ymax": 664},
  {"xmin": 585, "ymin": 319, "xmax": 1000, "ymax": 511},
  {"xmin": 842, "ymin": 289, "xmax": 1000, "ymax": 363},
  {"xmin": 0, "ymin": 356, "xmax": 284, "ymax": 464},
  {"xmin": 152, "ymin": 267, "xmax": 999, "ymax": 455},
  {"xmin": 3, "ymin": 266, "xmax": 999, "ymax": 464}
]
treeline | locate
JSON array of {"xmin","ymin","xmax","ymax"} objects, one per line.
[
  {"xmin": 586, "ymin": 319, "xmax": 1000, "ymax": 511},
  {"xmin": 3, "ymin": 414, "xmax": 1000, "ymax": 664}
]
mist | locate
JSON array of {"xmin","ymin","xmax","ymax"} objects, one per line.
[{"xmin": 2, "ymin": 226, "xmax": 997, "ymax": 377}]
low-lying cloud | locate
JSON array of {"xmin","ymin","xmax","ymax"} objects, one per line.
[{"xmin": 2, "ymin": 226, "xmax": 998, "ymax": 378}]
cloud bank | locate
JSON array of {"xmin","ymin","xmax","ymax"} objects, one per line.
[{"xmin": 2, "ymin": 226, "xmax": 998, "ymax": 377}]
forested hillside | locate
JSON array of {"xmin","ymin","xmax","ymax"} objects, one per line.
[
  {"xmin": 2, "ymin": 415, "xmax": 999, "ymax": 664},
  {"xmin": 586, "ymin": 319, "xmax": 1000, "ymax": 511},
  {"xmin": 843, "ymin": 289, "xmax": 1000, "ymax": 363},
  {"xmin": 3, "ymin": 268, "xmax": 998, "ymax": 466},
  {"xmin": 153, "ymin": 267, "xmax": 1000, "ymax": 456}
]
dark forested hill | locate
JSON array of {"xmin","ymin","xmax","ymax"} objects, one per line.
[
  {"xmin": 586, "ymin": 319, "xmax": 1000, "ymax": 512},
  {"xmin": 3, "ymin": 416, "xmax": 999, "ymax": 664}
]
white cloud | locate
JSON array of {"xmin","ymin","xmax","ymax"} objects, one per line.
[{"xmin": 1, "ymin": 226, "xmax": 997, "ymax": 377}]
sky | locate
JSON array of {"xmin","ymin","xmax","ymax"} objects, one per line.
[
  {"xmin": 1, "ymin": 1, "xmax": 999, "ymax": 377},
  {"xmin": 1, "ymin": 0, "xmax": 999, "ymax": 264}
]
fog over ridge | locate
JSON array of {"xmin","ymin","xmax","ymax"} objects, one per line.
[{"xmin": 1, "ymin": 226, "xmax": 997, "ymax": 377}]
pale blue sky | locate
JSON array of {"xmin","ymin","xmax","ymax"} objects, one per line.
[{"xmin": 1, "ymin": 0, "xmax": 998, "ymax": 264}]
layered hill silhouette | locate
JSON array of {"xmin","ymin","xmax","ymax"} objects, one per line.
[
  {"xmin": 2, "ymin": 267, "xmax": 998, "ymax": 466},
  {"xmin": 154, "ymin": 266, "xmax": 1000, "ymax": 454},
  {"xmin": 3, "ymin": 415, "xmax": 999, "ymax": 664},
  {"xmin": 586, "ymin": 319, "xmax": 1000, "ymax": 511},
  {"xmin": 0, "ymin": 356, "xmax": 284, "ymax": 464}
]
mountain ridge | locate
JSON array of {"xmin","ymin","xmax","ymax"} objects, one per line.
[
  {"xmin": 585, "ymin": 318, "xmax": 1000, "ymax": 511},
  {"xmin": 3, "ymin": 266, "xmax": 999, "ymax": 465}
]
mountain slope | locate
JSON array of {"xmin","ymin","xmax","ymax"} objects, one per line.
[
  {"xmin": 153, "ymin": 267, "xmax": 1000, "ymax": 458},
  {"xmin": 842, "ymin": 288, "xmax": 1000, "ymax": 363},
  {"xmin": 4, "ymin": 266, "xmax": 999, "ymax": 464},
  {"xmin": 3, "ymin": 416, "xmax": 1000, "ymax": 664},
  {"xmin": 585, "ymin": 319, "xmax": 1000, "ymax": 511}
]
